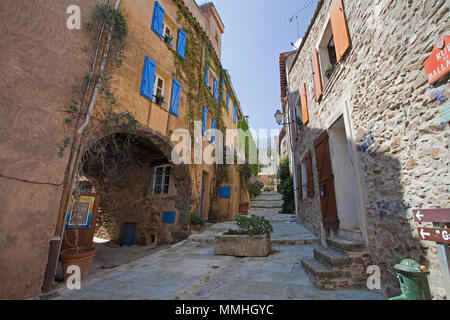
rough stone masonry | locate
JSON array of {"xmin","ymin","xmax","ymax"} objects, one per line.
[{"xmin": 287, "ymin": 0, "xmax": 449, "ymax": 298}]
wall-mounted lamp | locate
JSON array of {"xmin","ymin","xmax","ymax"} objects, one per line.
[{"xmin": 274, "ymin": 109, "xmax": 291, "ymax": 126}]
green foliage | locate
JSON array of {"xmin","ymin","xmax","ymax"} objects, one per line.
[
  {"xmin": 264, "ymin": 185, "xmax": 276, "ymax": 192},
  {"xmin": 58, "ymin": 137, "xmax": 71, "ymax": 158},
  {"xmin": 277, "ymin": 157, "xmax": 295, "ymax": 214},
  {"xmin": 248, "ymin": 179, "xmax": 264, "ymax": 198},
  {"xmin": 227, "ymin": 214, "xmax": 273, "ymax": 236},
  {"xmin": 190, "ymin": 214, "xmax": 205, "ymax": 226}
]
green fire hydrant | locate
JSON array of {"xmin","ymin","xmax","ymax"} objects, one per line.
[{"xmin": 389, "ymin": 258, "xmax": 432, "ymax": 300}]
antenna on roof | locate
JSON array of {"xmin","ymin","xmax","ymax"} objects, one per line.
[{"xmin": 288, "ymin": 0, "xmax": 317, "ymax": 38}]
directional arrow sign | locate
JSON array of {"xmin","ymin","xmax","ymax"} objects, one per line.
[
  {"xmin": 417, "ymin": 227, "xmax": 450, "ymax": 244},
  {"xmin": 413, "ymin": 209, "xmax": 450, "ymax": 223}
]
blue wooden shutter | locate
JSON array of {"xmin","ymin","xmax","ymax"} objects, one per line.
[
  {"xmin": 213, "ymin": 78, "xmax": 218, "ymax": 101},
  {"xmin": 202, "ymin": 106, "xmax": 208, "ymax": 136},
  {"xmin": 176, "ymin": 29, "xmax": 187, "ymax": 59},
  {"xmin": 162, "ymin": 211, "xmax": 176, "ymax": 224},
  {"xmin": 211, "ymin": 118, "xmax": 216, "ymax": 144},
  {"xmin": 205, "ymin": 65, "xmax": 209, "ymax": 88},
  {"xmin": 233, "ymin": 105, "xmax": 237, "ymax": 123},
  {"xmin": 226, "ymin": 92, "xmax": 229, "ymax": 110},
  {"xmin": 219, "ymin": 186, "xmax": 231, "ymax": 198},
  {"xmin": 169, "ymin": 79, "xmax": 181, "ymax": 116},
  {"xmin": 151, "ymin": 1, "xmax": 165, "ymax": 37},
  {"xmin": 140, "ymin": 56, "xmax": 156, "ymax": 101}
]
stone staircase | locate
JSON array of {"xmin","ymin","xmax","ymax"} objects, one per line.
[{"xmin": 301, "ymin": 237, "xmax": 371, "ymax": 290}]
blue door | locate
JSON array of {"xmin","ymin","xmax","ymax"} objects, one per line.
[
  {"xmin": 200, "ymin": 172, "xmax": 205, "ymax": 217},
  {"xmin": 123, "ymin": 222, "xmax": 136, "ymax": 246}
]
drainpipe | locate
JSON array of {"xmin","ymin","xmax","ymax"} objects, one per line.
[{"xmin": 41, "ymin": 0, "xmax": 121, "ymax": 293}]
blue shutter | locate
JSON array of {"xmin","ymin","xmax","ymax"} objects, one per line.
[
  {"xmin": 205, "ymin": 65, "xmax": 209, "ymax": 88},
  {"xmin": 176, "ymin": 29, "xmax": 187, "ymax": 59},
  {"xmin": 219, "ymin": 186, "xmax": 231, "ymax": 198},
  {"xmin": 202, "ymin": 106, "xmax": 208, "ymax": 136},
  {"xmin": 151, "ymin": 1, "xmax": 165, "ymax": 37},
  {"xmin": 211, "ymin": 118, "xmax": 216, "ymax": 144},
  {"xmin": 162, "ymin": 211, "xmax": 176, "ymax": 224},
  {"xmin": 140, "ymin": 56, "xmax": 156, "ymax": 101},
  {"xmin": 226, "ymin": 92, "xmax": 229, "ymax": 110},
  {"xmin": 169, "ymin": 79, "xmax": 181, "ymax": 116},
  {"xmin": 213, "ymin": 78, "xmax": 218, "ymax": 101},
  {"xmin": 233, "ymin": 105, "xmax": 237, "ymax": 123}
]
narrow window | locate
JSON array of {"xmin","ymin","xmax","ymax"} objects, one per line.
[
  {"xmin": 153, "ymin": 75, "xmax": 164, "ymax": 98},
  {"xmin": 154, "ymin": 166, "xmax": 171, "ymax": 194}
]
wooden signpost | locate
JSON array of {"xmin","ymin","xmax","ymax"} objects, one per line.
[{"xmin": 414, "ymin": 208, "xmax": 450, "ymax": 299}]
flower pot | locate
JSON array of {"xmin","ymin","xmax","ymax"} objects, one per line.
[
  {"xmin": 60, "ymin": 247, "xmax": 96, "ymax": 282},
  {"xmin": 154, "ymin": 96, "xmax": 164, "ymax": 106},
  {"xmin": 239, "ymin": 204, "xmax": 249, "ymax": 215},
  {"xmin": 214, "ymin": 233, "xmax": 271, "ymax": 257}
]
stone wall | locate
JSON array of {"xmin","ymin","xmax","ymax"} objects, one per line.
[{"xmin": 288, "ymin": 0, "xmax": 449, "ymax": 298}]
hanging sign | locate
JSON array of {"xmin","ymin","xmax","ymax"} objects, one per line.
[{"xmin": 424, "ymin": 35, "xmax": 450, "ymax": 84}]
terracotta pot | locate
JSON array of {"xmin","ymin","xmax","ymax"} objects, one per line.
[
  {"xmin": 239, "ymin": 204, "xmax": 249, "ymax": 216},
  {"xmin": 60, "ymin": 247, "xmax": 96, "ymax": 282}
]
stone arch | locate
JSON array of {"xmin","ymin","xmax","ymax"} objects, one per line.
[{"xmin": 76, "ymin": 124, "xmax": 192, "ymax": 246}]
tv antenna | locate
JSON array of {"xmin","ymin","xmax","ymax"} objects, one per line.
[{"xmin": 288, "ymin": 0, "xmax": 317, "ymax": 38}]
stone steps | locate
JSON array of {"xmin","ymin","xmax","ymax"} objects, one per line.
[
  {"xmin": 313, "ymin": 247, "xmax": 350, "ymax": 268},
  {"xmin": 301, "ymin": 237, "xmax": 371, "ymax": 290}
]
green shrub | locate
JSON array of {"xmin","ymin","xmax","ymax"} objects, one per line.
[
  {"xmin": 248, "ymin": 180, "xmax": 264, "ymax": 198},
  {"xmin": 190, "ymin": 214, "xmax": 205, "ymax": 226},
  {"xmin": 264, "ymin": 185, "xmax": 275, "ymax": 192},
  {"xmin": 226, "ymin": 214, "xmax": 273, "ymax": 236},
  {"xmin": 277, "ymin": 157, "xmax": 295, "ymax": 214}
]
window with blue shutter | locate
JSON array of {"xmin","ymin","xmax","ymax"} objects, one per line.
[
  {"xmin": 169, "ymin": 79, "xmax": 181, "ymax": 116},
  {"xmin": 140, "ymin": 56, "xmax": 157, "ymax": 101},
  {"xmin": 219, "ymin": 186, "xmax": 231, "ymax": 198},
  {"xmin": 205, "ymin": 64, "xmax": 209, "ymax": 88},
  {"xmin": 202, "ymin": 106, "xmax": 208, "ymax": 136},
  {"xmin": 213, "ymin": 78, "xmax": 218, "ymax": 101},
  {"xmin": 226, "ymin": 92, "xmax": 229, "ymax": 110},
  {"xmin": 211, "ymin": 118, "xmax": 216, "ymax": 144},
  {"xmin": 176, "ymin": 29, "xmax": 186, "ymax": 59},
  {"xmin": 233, "ymin": 105, "xmax": 237, "ymax": 123},
  {"xmin": 162, "ymin": 211, "xmax": 176, "ymax": 224},
  {"xmin": 151, "ymin": 1, "xmax": 165, "ymax": 38}
]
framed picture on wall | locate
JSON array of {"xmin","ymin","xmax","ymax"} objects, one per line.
[{"xmin": 65, "ymin": 196, "xmax": 95, "ymax": 229}]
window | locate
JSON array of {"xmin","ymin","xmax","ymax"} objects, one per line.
[
  {"xmin": 215, "ymin": 32, "xmax": 219, "ymax": 43},
  {"xmin": 301, "ymin": 163, "xmax": 307, "ymax": 200},
  {"xmin": 318, "ymin": 20, "xmax": 336, "ymax": 88},
  {"xmin": 153, "ymin": 75, "xmax": 164, "ymax": 98},
  {"xmin": 153, "ymin": 166, "xmax": 171, "ymax": 194},
  {"xmin": 162, "ymin": 22, "xmax": 172, "ymax": 39}
]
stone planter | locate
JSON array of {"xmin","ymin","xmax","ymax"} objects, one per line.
[{"xmin": 214, "ymin": 233, "xmax": 271, "ymax": 257}]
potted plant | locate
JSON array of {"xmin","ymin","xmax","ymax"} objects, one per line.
[
  {"xmin": 164, "ymin": 34, "xmax": 173, "ymax": 47},
  {"xmin": 154, "ymin": 94, "xmax": 164, "ymax": 106},
  {"xmin": 239, "ymin": 202, "xmax": 249, "ymax": 215},
  {"xmin": 214, "ymin": 214, "xmax": 274, "ymax": 257},
  {"xmin": 60, "ymin": 197, "xmax": 96, "ymax": 282},
  {"xmin": 190, "ymin": 214, "xmax": 206, "ymax": 234},
  {"xmin": 325, "ymin": 63, "xmax": 334, "ymax": 78}
]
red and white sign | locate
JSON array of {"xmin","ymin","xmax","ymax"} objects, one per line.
[{"xmin": 424, "ymin": 35, "xmax": 450, "ymax": 84}]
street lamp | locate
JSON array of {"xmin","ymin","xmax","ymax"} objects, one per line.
[{"xmin": 274, "ymin": 109, "xmax": 291, "ymax": 126}]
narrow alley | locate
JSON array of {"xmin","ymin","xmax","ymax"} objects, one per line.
[{"xmin": 50, "ymin": 192, "xmax": 380, "ymax": 300}]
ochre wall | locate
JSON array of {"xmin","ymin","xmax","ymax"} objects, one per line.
[{"xmin": 0, "ymin": 0, "xmax": 107, "ymax": 299}]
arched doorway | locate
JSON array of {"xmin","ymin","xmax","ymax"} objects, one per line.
[{"xmin": 59, "ymin": 127, "xmax": 192, "ymax": 275}]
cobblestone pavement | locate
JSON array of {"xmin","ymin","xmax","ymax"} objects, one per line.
[{"xmin": 51, "ymin": 192, "xmax": 382, "ymax": 300}]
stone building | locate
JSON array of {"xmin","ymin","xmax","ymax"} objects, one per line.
[
  {"xmin": 0, "ymin": 0, "xmax": 249, "ymax": 299},
  {"xmin": 281, "ymin": 0, "xmax": 449, "ymax": 298}
]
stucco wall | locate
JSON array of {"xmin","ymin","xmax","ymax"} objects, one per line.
[
  {"xmin": 0, "ymin": 0, "xmax": 107, "ymax": 299},
  {"xmin": 288, "ymin": 0, "xmax": 449, "ymax": 298}
]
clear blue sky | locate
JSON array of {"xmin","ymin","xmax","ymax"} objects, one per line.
[{"xmin": 196, "ymin": 0, "xmax": 317, "ymax": 142}]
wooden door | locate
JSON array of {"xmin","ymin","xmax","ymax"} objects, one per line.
[{"xmin": 314, "ymin": 132, "xmax": 339, "ymax": 230}]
